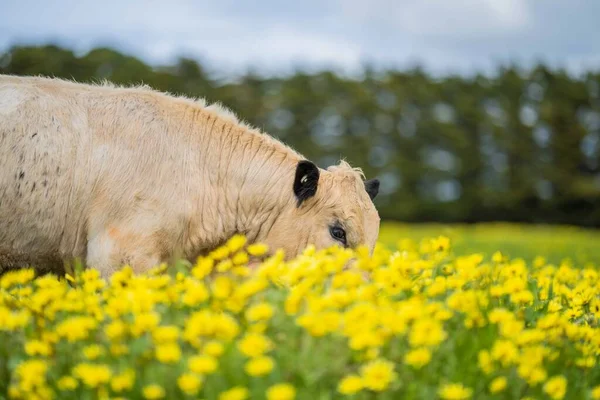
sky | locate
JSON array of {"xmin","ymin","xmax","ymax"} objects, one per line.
[{"xmin": 1, "ymin": 0, "xmax": 599, "ymax": 78}]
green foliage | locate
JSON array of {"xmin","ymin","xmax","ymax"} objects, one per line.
[{"xmin": 2, "ymin": 45, "xmax": 600, "ymax": 225}]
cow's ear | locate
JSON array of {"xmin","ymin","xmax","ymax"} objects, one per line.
[
  {"xmin": 365, "ymin": 178, "xmax": 380, "ymax": 201},
  {"xmin": 293, "ymin": 160, "xmax": 319, "ymax": 207}
]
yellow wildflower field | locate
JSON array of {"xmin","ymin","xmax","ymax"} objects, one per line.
[{"xmin": 1, "ymin": 227, "xmax": 600, "ymax": 400}]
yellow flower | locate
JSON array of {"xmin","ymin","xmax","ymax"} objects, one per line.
[
  {"xmin": 189, "ymin": 355, "xmax": 218, "ymax": 374},
  {"xmin": 82, "ymin": 344, "xmax": 105, "ymax": 360},
  {"xmin": 543, "ymin": 376, "xmax": 567, "ymax": 400},
  {"xmin": 217, "ymin": 259, "xmax": 234, "ymax": 273},
  {"xmin": 478, "ymin": 350, "xmax": 494, "ymax": 375},
  {"xmin": 510, "ymin": 290, "xmax": 534, "ymax": 305},
  {"xmin": 489, "ymin": 376, "xmax": 507, "ymax": 393},
  {"xmin": 232, "ymin": 251, "xmax": 250, "ymax": 265},
  {"xmin": 152, "ymin": 325, "xmax": 180, "ymax": 343},
  {"xmin": 111, "ymin": 369, "xmax": 135, "ymax": 392},
  {"xmin": 247, "ymin": 243, "xmax": 269, "ymax": 256},
  {"xmin": 428, "ymin": 236, "xmax": 450, "ymax": 252},
  {"xmin": 72, "ymin": 363, "xmax": 112, "ymax": 388},
  {"xmin": 219, "ymin": 386, "xmax": 250, "ymax": 400},
  {"xmin": 238, "ymin": 333, "xmax": 274, "ymax": 357},
  {"xmin": 182, "ymin": 281, "xmax": 210, "ymax": 306},
  {"xmin": 105, "ymin": 320, "xmax": 127, "ymax": 340},
  {"xmin": 178, "ymin": 373, "xmax": 202, "ymax": 395},
  {"xmin": 266, "ymin": 383, "xmax": 296, "ymax": 400},
  {"xmin": 55, "ymin": 316, "xmax": 97, "ymax": 342},
  {"xmin": 212, "ymin": 276, "xmax": 233, "ymax": 299},
  {"xmin": 491, "ymin": 340, "xmax": 518, "ymax": 367},
  {"xmin": 409, "ymin": 318, "xmax": 447, "ymax": 347},
  {"xmin": 518, "ymin": 364, "xmax": 547, "ymax": 386},
  {"xmin": 0, "ymin": 268, "xmax": 35, "ymax": 289},
  {"xmin": 284, "ymin": 292, "xmax": 303, "ymax": 315},
  {"xmin": 348, "ymin": 330, "xmax": 383, "ymax": 350},
  {"xmin": 488, "ymin": 308, "xmax": 513, "ymax": 324},
  {"xmin": 591, "ymin": 385, "xmax": 600, "ymax": 399},
  {"xmin": 131, "ymin": 312, "xmax": 160, "ymax": 336},
  {"xmin": 214, "ymin": 313, "xmax": 240, "ymax": 340},
  {"xmin": 338, "ymin": 375, "xmax": 364, "ymax": 395},
  {"xmin": 591, "ymin": 299, "xmax": 600, "ymax": 318},
  {"xmin": 155, "ymin": 342, "xmax": 182, "ymax": 364},
  {"xmin": 227, "ymin": 234, "xmax": 248, "ymax": 253},
  {"xmin": 246, "ymin": 302, "xmax": 275, "ymax": 322},
  {"xmin": 143, "ymin": 384, "xmax": 165, "ymax": 399},
  {"xmin": 438, "ymin": 383, "xmax": 473, "ymax": 399},
  {"xmin": 204, "ymin": 340, "xmax": 225, "ymax": 357},
  {"xmin": 404, "ymin": 348, "xmax": 432, "ymax": 369},
  {"xmin": 575, "ymin": 356, "xmax": 596, "ymax": 369},
  {"xmin": 210, "ymin": 245, "xmax": 230, "ymax": 260},
  {"xmin": 245, "ymin": 356, "xmax": 274, "ymax": 377},
  {"xmin": 57, "ymin": 376, "xmax": 78, "ymax": 391},
  {"xmin": 360, "ymin": 359, "xmax": 396, "ymax": 392},
  {"xmin": 192, "ymin": 257, "xmax": 214, "ymax": 279},
  {"xmin": 499, "ymin": 318, "xmax": 524, "ymax": 339},
  {"xmin": 492, "ymin": 251, "xmax": 504, "ymax": 263},
  {"xmin": 24, "ymin": 340, "xmax": 52, "ymax": 357}
]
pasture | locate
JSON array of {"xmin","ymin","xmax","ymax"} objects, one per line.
[
  {"xmin": 1, "ymin": 223, "xmax": 600, "ymax": 400},
  {"xmin": 379, "ymin": 222, "xmax": 600, "ymax": 266}
]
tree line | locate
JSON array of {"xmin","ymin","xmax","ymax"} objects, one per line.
[{"xmin": 2, "ymin": 45, "xmax": 600, "ymax": 226}]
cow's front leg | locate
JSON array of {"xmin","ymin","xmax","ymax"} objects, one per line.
[{"xmin": 86, "ymin": 226, "xmax": 163, "ymax": 280}]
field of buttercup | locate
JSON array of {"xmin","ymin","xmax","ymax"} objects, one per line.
[{"xmin": 2, "ymin": 223, "xmax": 600, "ymax": 400}]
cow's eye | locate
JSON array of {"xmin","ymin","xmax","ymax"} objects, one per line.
[{"xmin": 329, "ymin": 225, "xmax": 347, "ymax": 245}]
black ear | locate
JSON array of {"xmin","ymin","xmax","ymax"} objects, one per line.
[
  {"xmin": 293, "ymin": 160, "xmax": 320, "ymax": 207},
  {"xmin": 365, "ymin": 179, "xmax": 380, "ymax": 201}
]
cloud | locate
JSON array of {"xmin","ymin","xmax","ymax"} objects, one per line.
[
  {"xmin": 339, "ymin": 0, "xmax": 531, "ymax": 37},
  {"xmin": 134, "ymin": 26, "xmax": 363, "ymax": 76}
]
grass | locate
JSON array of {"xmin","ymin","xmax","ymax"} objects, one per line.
[{"xmin": 379, "ymin": 222, "xmax": 600, "ymax": 266}]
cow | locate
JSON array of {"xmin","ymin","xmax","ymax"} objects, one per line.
[{"xmin": 0, "ymin": 74, "xmax": 380, "ymax": 279}]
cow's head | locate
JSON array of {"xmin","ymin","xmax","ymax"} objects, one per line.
[{"xmin": 262, "ymin": 159, "xmax": 381, "ymax": 258}]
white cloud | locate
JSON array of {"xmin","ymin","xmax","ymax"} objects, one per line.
[
  {"xmin": 339, "ymin": 0, "xmax": 531, "ymax": 37},
  {"xmin": 173, "ymin": 26, "xmax": 362, "ymax": 73}
]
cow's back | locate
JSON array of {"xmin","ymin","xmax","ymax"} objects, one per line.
[
  {"xmin": 0, "ymin": 74, "xmax": 294, "ymax": 276},
  {"xmin": 0, "ymin": 76, "xmax": 93, "ymax": 273}
]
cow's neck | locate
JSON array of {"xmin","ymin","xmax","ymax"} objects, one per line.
[
  {"xmin": 223, "ymin": 128, "xmax": 300, "ymax": 243},
  {"xmin": 185, "ymin": 110, "xmax": 301, "ymax": 259}
]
